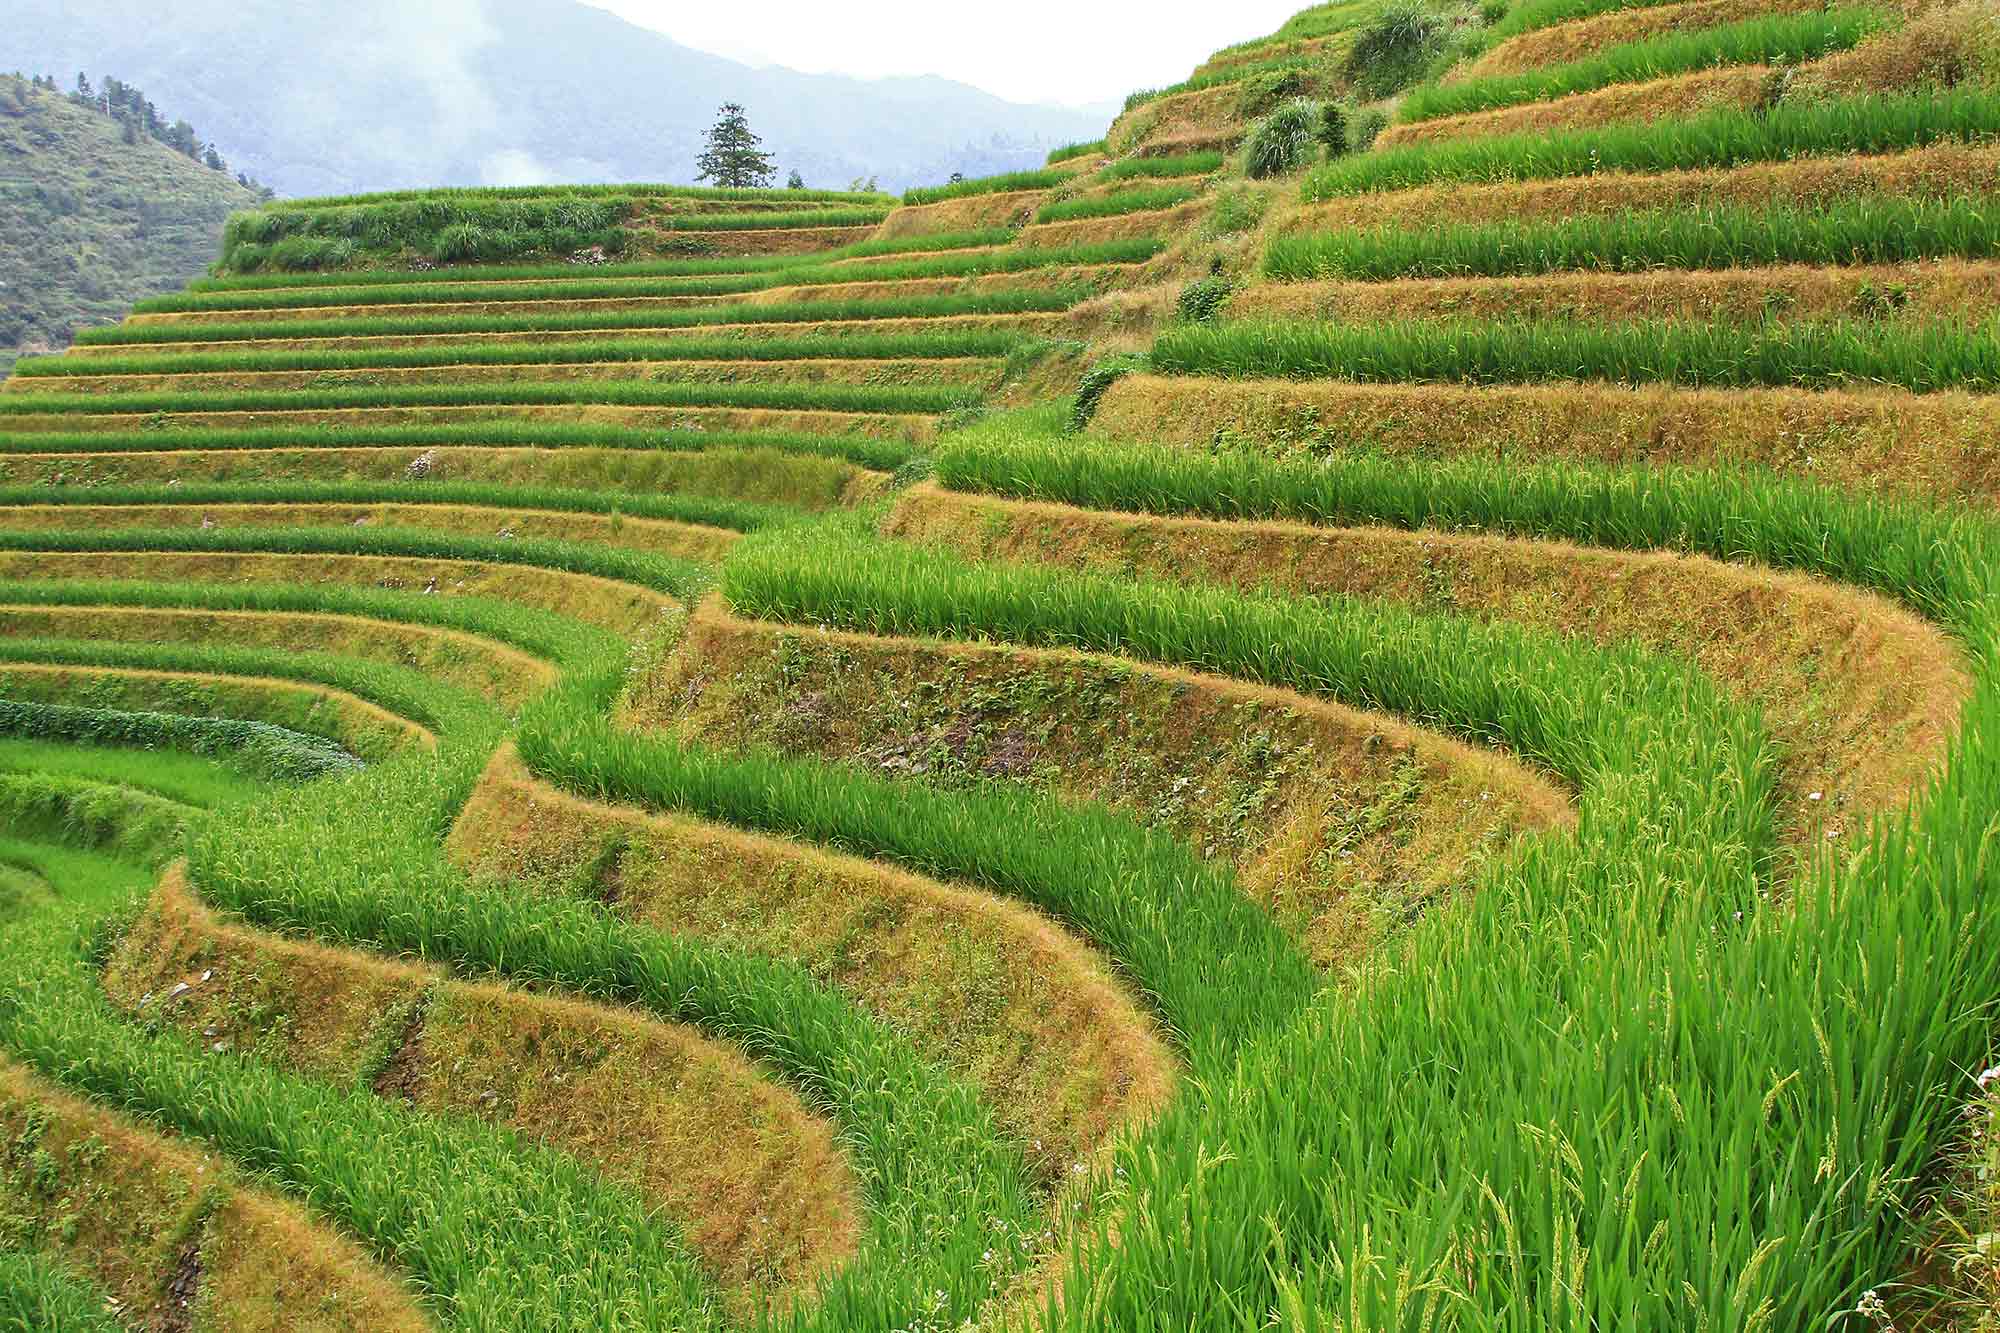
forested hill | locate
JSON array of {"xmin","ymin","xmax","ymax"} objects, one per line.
[{"xmin": 0, "ymin": 75, "xmax": 257, "ymax": 379}]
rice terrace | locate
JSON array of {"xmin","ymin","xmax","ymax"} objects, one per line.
[{"xmin": 5, "ymin": 0, "xmax": 2000, "ymax": 1327}]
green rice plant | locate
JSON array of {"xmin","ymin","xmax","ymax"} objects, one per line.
[
  {"xmin": 0, "ymin": 380, "xmax": 979, "ymax": 421},
  {"xmin": 0, "ymin": 526, "xmax": 707, "ymax": 607},
  {"xmin": 70, "ymin": 288, "xmax": 1090, "ymax": 347},
  {"xmin": 1265, "ymin": 196, "xmax": 2000, "ymax": 279},
  {"xmin": 0, "ymin": 1247, "xmax": 125, "ymax": 1333},
  {"xmin": 0, "ymin": 736, "xmax": 286, "ymax": 808},
  {"xmin": 0, "ymin": 422, "xmax": 919, "ymax": 471},
  {"xmin": 264, "ymin": 183, "xmax": 897, "ymax": 209},
  {"xmin": 0, "ymin": 773, "xmax": 195, "ymax": 864},
  {"xmin": 1149, "ymin": 315, "xmax": 2000, "ymax": 392},
  {"xmin": 1303, "ymin": 86, "xmax": 2000, "ymax": 196},
  {"xmin": 11, "ymin": 331, "xmax": 1023, "ymax": 380},
  {"xmin": 185, "ymin": 229, "xmax": 1019, "ymax": 295},
  {"xmin": 1482, "ymin": 0, "xmax": 1713, "ymax": 46},
  {"xmin": 1245, "ymin": 99, "xmax": 1325, "ymax": 179},
  {"xmin": 1097, "ymin": 152, "xmax": 1227, "ymax": 181},
  {"xmin": 0, "ymin": 701, "xmax": 360, "ymax": 783},
  {"xmin": 0, "ymin": 480, "xmax": 792, "ymax": 533},
  {"xmin": 1034, "ymin": 185, "xmax": 1200, "ymax": 224},
  {"xmin": 519, "ymin": 622, "xmax": 1316, "ymax": 1068},
  {"xmin": 1345, "ymin": 2, "xmax": 1455, "ymax": 97},
  {"xmin": 132, "ymin": 239, "xmax": 1160, "ymax": 316},
  {"xmin": 1047, "ymin": 139, "xmax": 1109, "ymax": 164},
  {"xmin": 1400, "ymin": 8, "xmax": 1889, "ymax": 122},
  {"xmin": 903, "ymin": 168, "xmax": 1071, "ymax": 206},
  {"xmin": 653, "ymin": 207, "xmax": 891, "ymax": 233}
]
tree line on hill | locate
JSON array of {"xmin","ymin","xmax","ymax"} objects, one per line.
[{"xmin": 2, "ymin": 72, "xmax": 270, "ymax": 198}]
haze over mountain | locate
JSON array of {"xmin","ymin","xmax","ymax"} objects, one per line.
[{"xmin": 9, "ymin": 0, "xmax": 1114, "ymax": 199}]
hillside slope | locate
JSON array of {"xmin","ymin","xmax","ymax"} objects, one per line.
[
  {"xmin": 2, "ymin": 0, "xmax": 1999, "ymax": 1328},
  {"xmin": 7, "ymin": 0, "xmax": 1108, "ymax": 198},
  {"xmin": 0, "ymin": 76, "xmax": 256, "ymax": 379}
]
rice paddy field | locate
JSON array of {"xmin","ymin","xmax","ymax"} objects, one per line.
[{"xmin": 4, "ymin": 0, "xmax": 2000, "ymax": 1327}]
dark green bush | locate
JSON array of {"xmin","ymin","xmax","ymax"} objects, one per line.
[
  {"xmin": 1245, "ymin": 99, "xmax": 1323, "ymax": 178},
  {"xmin": 1069, "ymin": 354, "xmax": 1149, "ymax": 433},
  {"xmin": 1176, "ymin": 275, "xmax": 1236, "ymax": 324},
  {"xmin": 1318, "ymin": 102, "xmax": 1353, "ymax": 158}
]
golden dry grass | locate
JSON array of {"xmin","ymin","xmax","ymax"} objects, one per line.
[
  {"xmin": 1450, "ymin": 0, "xmax": 1830, "ymax": 82},
  {"xmin": 874, "ymin": 190, "xmax": 1050, "ymax": 240},
  {"xmin": 1018, "ymin": 202, "xmax": 1214, "ymax": 250},
  {"xmin": 625, "ymin": 225, "xmax": 876, "ymax": 258},
  {"xmin": 0, "ymin": 445, "xmax": 877, "ymax": 510},
  {"xmin": 1275, "ymin": 143, "xmax": 2000, "ymax": 235},
  {"xmin": 1093, "ymin": 372, "xmax": 2000, "ymax": 506},
  {"xmin": 0, "ymin": 1055, "xmax": 432, "ymax": 1332},
  {"xmin": 449, "ymin": 745, "xmax": 1177, "ymax": 1180},
  {"xmin": 1377, "ymin": 64, "xmax": 1772, "ymax": 149},
  {"xmin": 0, "ymin": 549, "xmax": 677, "ymax": 638},
  {"xmin": 102, "ymin": 872, "xmax": 864, "ymax": 1305},
  {"xmin": 884, "ymin": 483, "xmax": 1969, "ymax": 842},
  {"xmin": 1233, "ymin": 259, "xmax": 2000, "ymax": 325},
  {"xmin": 638, "ymin": 599, "xmax": 1570, "ymax": 968}
]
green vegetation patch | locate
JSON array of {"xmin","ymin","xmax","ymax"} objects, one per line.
[
  {"xmin": 903, "ymin": 168, "xmax": 1071, "ymax": 206},
  {"xmin": 1035, "ymin": 185, "xmax": 1202, "ymax": 225}
]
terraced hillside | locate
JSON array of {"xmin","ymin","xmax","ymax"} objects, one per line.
[{"xmin": 4, "ymin": 1, "xmax": 2000, "ymax": 1327}]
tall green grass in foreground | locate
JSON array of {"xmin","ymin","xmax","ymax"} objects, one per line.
[
  {"xmin": 1151, "ymin": 316, "xmax": 2000, "ymax": 391},
  {"xmin": 1304, "ymin": 87, "xmax": 2000, "ymax": 195},
  {"xmin": 71, "ymin": 288, "xmax": 1087, "ymax": 347},
  {"xmin": 1266, "ymin": 196, "xmax": 2000, "ymax": 279},
  {"xmin": 0, "ymin": 1248, "xmax": 124, "ymax": 1333},
  {"xmin": 1400, "ymin": 7, "xmax": 1888, "ymax": 122},
  {"xmin": 915, "ymin": 415, "xmax": 2000, "ymax": 1327}
]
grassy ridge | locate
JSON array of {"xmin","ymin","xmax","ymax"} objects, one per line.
[
  {"xmin": 132, "ymin": 239, "xmax": 1157, "ymax": 315},
  {"xmin": 0, "ymin": 480, "xmax": 793, "ymax": 532},
  {"xmin": 0, "ymin": 699, "xmax": 360, "ymax": 783},
  {"xmin": 269, "ymin": 183, "xmax": 897, "ymax": 208},
  {"xmin": 1304, "ymin": 88, "xmax": 2000, "ymax": 196},
  {"xmin": 1150, "ymin": 316, "xmax": 2000, "ymax": 391},
  {"xmin": 71, "ymin": 288, "xmax": 1087, "ymax": 347},
  {"xmin": 0, "ymin": 422, "xmax": 919, "ymax": 471},
  {"xmin": 1266, "ymin": 196, "xmax": 2000, "ymax": 278},
  {"xmin": 0, "ymin": 380, "xmax": 975, "ymax": 420},
  {"xmin": 1097, "ymin": 152, "xmax": 1227, "ymax": 181},
  {"xmin": 1047, "ymin": 139, "xmax": 1109, "ymax": 164},
  {"xmin": 903, "ymin": 169, "xmax": 1070, "ymax": 206},
  {"xmin": 1035, "ymin": 185, "xmax": 1201, "ymax": 225},
  {"xmin": 12, "ymin": 332, "xmax": 1024, "ymax": 380},
  {"xmin": 1400, "ymin": 8, "xmax": 1888, "ymax": 123},
  {"xmin": 186, "ymin": 229, "xmax": 1019, "ymax": 294}
]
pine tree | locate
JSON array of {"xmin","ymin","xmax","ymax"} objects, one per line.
[
  {"xmin": 786, "ymin": 169, "xmax": 805, "ymax": 190},
  {"xmin": 694, "ymin": 103, "xmax": 775, "ymax": 189}
]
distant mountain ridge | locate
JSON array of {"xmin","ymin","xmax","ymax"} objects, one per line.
[{"xmin": 8, "ymin": 0, "xmax": 1111, "ymax": 198}]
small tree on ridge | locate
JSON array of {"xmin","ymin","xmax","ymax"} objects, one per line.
[{"xmin": 695, "ymin": 103, "xmax": 775, "ymax": 189}]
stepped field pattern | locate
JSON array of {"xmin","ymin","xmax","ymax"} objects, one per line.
[{"xmin": 4, "ymin": 1, "xmax": 2000, "ymax": 1327}]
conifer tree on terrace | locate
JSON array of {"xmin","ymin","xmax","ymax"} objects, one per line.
[{"xmin": 695, "ymin": 103, "xmax": 776, "ymax": 189}]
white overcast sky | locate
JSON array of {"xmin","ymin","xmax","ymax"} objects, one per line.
[{"xmin": 583, "ymin": 2, "xmax": 1315, "ymax": 108}]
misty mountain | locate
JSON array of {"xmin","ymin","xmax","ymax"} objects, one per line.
[{"xmin": 7, "ymin": 0, "xmax": 1112, "ymax": 199}]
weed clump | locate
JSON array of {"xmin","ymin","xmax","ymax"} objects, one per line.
[{"xmin": 1246, "ymin": 100, "xmax": 1323, "ymax": 179}]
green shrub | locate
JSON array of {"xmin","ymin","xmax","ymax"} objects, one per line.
[
  {"xmin": 1207, "ymin": 185, "xmax": 1272, "ymax": 236},
  {"xmin": 1069, "ymin": 354, "xmax": 1149, "ymax": 432},
  {"xmin": 1318, "ymin": 101, "xmax": 1352, "ymax": 158},
  {"xmin": 1176, "ymin": 274, "xmax": 1236, "ymax": 324},
  {"xmin": 1352, "ymin": 105, "xmax": 1393, "ymax": 151},
  {"xmin": 1346, "ymin": 2, "xmax": 1452, "ymax": 98},
  {"xmin": 1245, "ymin": 99, "xmax": 1323, "ymax": 179}
]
